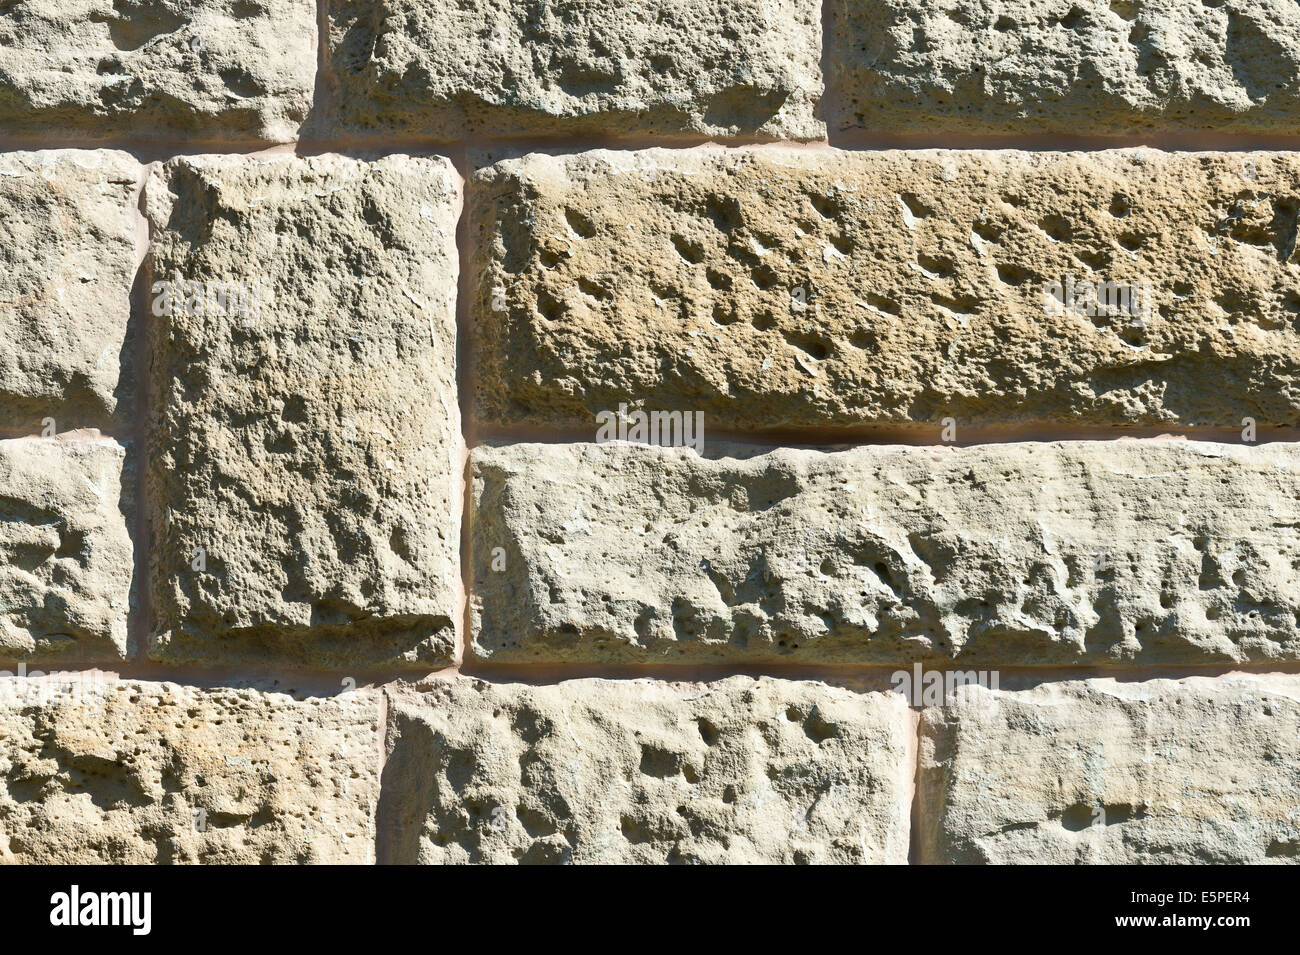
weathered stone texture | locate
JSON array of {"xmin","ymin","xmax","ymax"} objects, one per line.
[
  {"xmin": 829, "ymin": 0, "xmax": 1300, "ymax": 135},
  {"xmin": 145, "ymin": 154, "xmax": 461, "ymax": 669},
  {"xmin": 326, "ymin": 0, "xmax": 824, "ymax": 140},
  {"xmin": 0, "ymin": 679, "xmax": 380, "ymax": 863},
  {"xmin": 472, "ymin": 440, "xmax": 1300, "ymax": 665},
  {"xmin": 0, "ymin": 437, "xmax": 132, "ymax": 662},
  {"xmin": 382, "ymin": 676, "xmax": 912, "ymax": 864},
  {"xmin": 0, "ymin": 0, "xmax": 316, "ymax": 142},
  {"xmin": 919, "ymin": 675, "xmax": 1300, "ymax": 864},
  {"xmin": 472, "ymin": 147, "xmax": 1300, "ymax": 431},
  {"xmin": 0, "ymin": 150, "xmax": 139, "ymax": 434}
]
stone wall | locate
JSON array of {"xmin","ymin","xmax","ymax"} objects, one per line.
[{"xmin": 1, "ymin": 0, "xmax": 1297, "ymax": 865}]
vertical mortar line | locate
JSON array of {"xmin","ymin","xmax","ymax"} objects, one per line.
[
  {"xmin": 374, "ymin": 681, "xmax": 390, "ymax": 865},
  {"xmin": 908, "ymin": 704, "xmax": 923, "ymax": 864},
  {"xmin": 454, "ymin": 144, "xmax": 475, "ymax": 675},
  {"xmin": 307, "ymin": 0, "xmax": 336, "ymax": 148},
  {"xmin": 130, "ymin": 159, "xmax": 157, "ymax": 666},
  {"xmin": 819, "ymin": 0, "xmax": 835, "ymax": 142}
]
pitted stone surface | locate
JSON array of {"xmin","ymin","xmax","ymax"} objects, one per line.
[
  {"xmin": 0, "ymin": 679, "xmax": 380, "ymax": 864},
  {"xmin": 0, "ymin": 437, "xmax": 132, "ymax": 662},
  {"xmin": 326, "ymin": 0, "xmax": 824, "ymax": 140},
  {"xmin": 829, "ymin": 0, "xmax": 1300, "ymax": 135},
  {"xmin": 918, "ymin": 675, "xmax": 1300, "ymax": 864},
  {"xmin": 0, "ymin": 150, "xmax": 139, "ymax": 434},
  {"xmin": 472, "ymin": 147, "xmax": 1300, "ymax": 431},
  {"xmin": 0, "ymin": 0, "xmax": 315, "ymax": 142},
  {"xmin": 472, "ymin": 440, "xmax": 1300, "ymax": 665},
  {"xmin": 145, "ymin": 154, "xmax": 461, "ymax": 669},
  {"xmin": 381, "ymin": 676, "xmax": 912, "ymax": 864}
]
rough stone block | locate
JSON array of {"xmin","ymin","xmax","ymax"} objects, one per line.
[
  {"xmin": 0, "ymin": 678, "xmax": 380, "ymax": 863},
  {"xmin": 472, "ymin": 147, "xmax": 1300, "ymax": 431},
  {"xmin": 0, "ymin": 437, "xmax": 132, "ymax": 662},
  {"xmin": 0, "ymin": 0, "xmax": 316, "ymax": 142},
  {"xmin": 145, "ymin": 154, "xmax": 461, "ymax": 669},
  {"xmin": 0, "ymin": 150, "xmax": 139, "ymax": 434},
  {"xmin": 828, "ymin": 0, "xmax": 1300, "ymax": 135},
  {"xmin": 472, "ymin": 440, "xmax": 1300, "ymax": 665},
  {"xmin": 326, "ymin": 0, "xmax": 824, "ymax": 140},
  {"xmin": 918, "ymin": 675, "xmax": 1300, "ymax": 864},
  {"xmin": 381, "ymin": 676, "xmax": 913, "ymax": 864}
]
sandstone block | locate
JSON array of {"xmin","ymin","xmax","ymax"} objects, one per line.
[
  {"xmin": 918, "ymin": 675, "xmax": 1300, "ymax": 864},
  {"xmin": 829, "ymin": 0, "xmax": 1300, "ymax": 135},
  {"xmin": 145, "ymin": 154, "xmax": 461, "ymax": 669},
  {"xmin": 0, "ymin": 150, "xmax": 139, "ymax": 434},
  {"xmin": 0, "ymin": 678, "xmax": 380, "ymax": 863},
  {"xmin": 382, "ymin": 676, "xmax": 913, "ymax": 864},
  {"xmin": 472, "ymin": 440, "xmax": 1300, "ymax": 665},
  {"xmin": 0, "ymin": 437, "xmax": 132, "ymax": 662},
  {"xmin": 326, "ymin": 0, "xmax": 824, "ymax": 140},
  {"xmin": 472, "ymin": 147, "xmax": 1300, "ymax": 431},
  {"xmin": 0, "ymin": 0, "xmax": 316, "ymax": 142}
]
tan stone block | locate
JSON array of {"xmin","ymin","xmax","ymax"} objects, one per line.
[
  {"xmin": 146, "ymin": 154, "xmax": 461, "ymax": 669},
  {"xmin": 382, "ymin": 676, "xmax": 913, "ymax": 864}
]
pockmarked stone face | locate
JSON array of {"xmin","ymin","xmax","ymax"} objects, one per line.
[
  {"xmin": 382, "ymin": 676, "xmax": 912, "ymax": 864},
  {"xmin": 145, "ymin": 154, "xmax": 461, "ymax": 669},
  {"xmin": 0, "ymin": 151, "xmax": 139, "ymax": 434},
  {"xmin": 471, "ymin": 440, "xmax": 1300, "ymax": 665},
  {"xmin": 0, "ymin": 0, "xmax": 316, "ymax": 142},
  {"xmin": 0, "ymin": 679, "xmax": 380, "ymax": 863},
  {"xmin": 918, "ymin": 675, "xmax": 1300, "ymax": 864},
  {"xmin": 471, "ymin": 147, "xmax": 1300, "ymax": 431},
  {"xmin": 0, "ymin": 437, "xmax": 132, "ymax": 662},
  {"xmin": 829, "ymin": 0, "xmax": 1300, "ymax": 135},
  {"xmin": 325, "ymin": 0, "xmax": 824, "ymax": 140}
]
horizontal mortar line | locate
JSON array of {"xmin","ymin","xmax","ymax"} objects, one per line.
[
  {"xmin": 296, "ymin": 132, "xmax": 830, "ymax": 155},
  {"xmin": 470, "ymin": 423, "xmax": 1300, "ymax": 450},
  {"xmin": 827, "ymin": 131, "xmax": 1300, "ymax": 151},
  {"xmin": 0, "ymin": 134, "xmax": 810, "ymax": 160},
  {"xmin": 2, "ymin": 660, "xmax": 1297, "ymax": 695},
  {"xmin": 0, "ymin": 137, "xmax": 301, "ymax": 161},
  {"xmin": 0, "ymin": 660, "xmax": 458, "ymax": 696},
  {"xmin": 7, "ymin": 425, "xmax": 1297, "ymax": 453},
  {"xmin": 0, "ymin": 428, "xmax": 134, "ymax": 443},
  {"xmin": 0, "ymin": 134, "xmax": 800, "ymax": 162},
  {"xmin": 4, "ymin": 131, "xmax": 1300, "ymax": 162},
  {"xmin": 455, "ymin": 660, "xmax": 1300, "ymax": 686}
]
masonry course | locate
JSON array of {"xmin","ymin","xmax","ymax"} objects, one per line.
[
  {"xmin": 472, "ymin": 439, "xmax": 1300, "ymax": 666},
  {"xmin": 471, "ymin": 146, "xmax": 1300, "ymax": 433}
]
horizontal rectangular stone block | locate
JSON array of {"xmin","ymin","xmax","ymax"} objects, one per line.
[
  {"xmin": 382, "ymin": 676, "xmax": 912, "ymax": 864},
  {"xmin": 471, "ymin": 440, "xmax": 1300, "ymax": 665},
  {"xmin": 0, "ymin": 678, "xmax": 380, "ymax": 863},
  {"xmin": 829, "ymin": 0, "xmax": 1300, "ymax": 135},
  {"xmin": 0, "ymin": 150, "xmax": 139, "ymax": 434},
  {"xmin": 471, "ymin": 147, "xmax": 1300, "ymax": 431},
  {"xmin": 325, "ymin": 0, "xmax": 823, "ymax": 140},
  {"xmin": 918, "ymin": 675, "xmax": 1300, "ymax": 864},
  {"xmin": 0, "ymin": 437, "xmax": 132, "ymax": 662},
  {"xmin": 0, "ymin": 0, "xmax": 315, "ymax": 142},
  {"xmin": 145, "ymin": 154, "xmax": 461, "ymax": 669}
]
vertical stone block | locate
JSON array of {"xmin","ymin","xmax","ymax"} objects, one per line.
[{"xmin": 146, "ymin": 154, "xmax": 461, "ymax": 669}]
